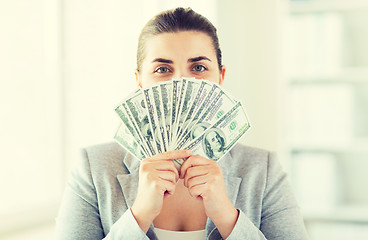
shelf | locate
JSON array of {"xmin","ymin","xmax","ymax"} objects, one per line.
[
  {"xmin": 302, "ymin": 205, "xmax": 368, "ymax": 223},
  {"xmin": 290, "ymin": 0, "xmax": 368, "ymax": 14},
  {"xmin": 287, "ymin": 1, "xmax": 368, "ymax": 229}
]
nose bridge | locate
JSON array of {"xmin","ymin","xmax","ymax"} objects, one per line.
[
  {"xmin": 173, "ymin": 60, "xmax": 189, "ymax": 79},
  {"xmin": 173, "ymin": 70, "xmax": 182, "ymax": 79}
]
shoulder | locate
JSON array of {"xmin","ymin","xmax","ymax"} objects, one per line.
[
  {"xmin": 81, "ymin": 141, "xmax": 136, "ymax": 176},
  {"xmin": 229, "ymin": 143, "xmax": 271, "ymax": 161},
  {"xmin": 222, "ymin": 143, "xmax": 277, "ymax": 178},
  {"xmin": 84, "ymin": 141, "xmax": 126, "ymax": 162}
]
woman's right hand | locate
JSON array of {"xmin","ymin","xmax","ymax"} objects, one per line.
[{"xmin": 130, "ymin": 150, "xmax": 192, "ymax": 233}]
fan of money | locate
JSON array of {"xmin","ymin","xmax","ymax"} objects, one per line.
[{"xmin": 114, "ymin": 77, "xmax": 250, "ymax": 169}]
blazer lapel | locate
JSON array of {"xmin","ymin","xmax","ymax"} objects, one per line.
[
  {"xmin": 116, "ymin": 153, "xmax": 140, "ymax": 209},
  {"xmin": 116, "ymin": 154, "xmax": 158, "ymax": 239},
  {"xmin": 218, "ymin": 149, "xmax": 242, "ymax": 209},
  {"xmin": 206, "ymin": 150, "xmax": 242, "ymax": 240}
]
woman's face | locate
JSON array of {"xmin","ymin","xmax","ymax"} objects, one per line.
[{"xmin": 136, "ymin": 31, "xmax": 225, "ymax": 88}]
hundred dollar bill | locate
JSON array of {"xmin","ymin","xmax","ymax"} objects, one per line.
[
  {"xmin": 125, "ymin": 90, "xmax": 156, "ymax": 156},
  {"xmin": 172, "ymin": 79, "xmax": 201, "ymax": 145},
  {"xmin": 143, "ymin": 88, "xmax": 164, "ymax": 153},
  {"xmin": 175, "ymin": 80, "xmax": 214, "ymax": 143},
  {"xmin": 115, "ymin": 102, "xmax": 151, "ymax": 157},
  {"xmin": 170, "ymin": 78, "xmax": 183, "ymax": 148},
  {"xmin": 145, "ymin": 86, "xmax": 168, "ymax": 152},
  {"xmin": 152, "ymin": 85, "xmax": 169, "ymax": 151},
  {"xmin": 159, "ymin": 81, "xmax": 173, "ymax": 149},
  {"xmin": 114, "ymin": 123, "xmax": 146, "ymax": 160},
  {"xmin": 175, "ymin": 83, "xmax": 219, "ymax": 146},
  {"xmin": 173, "ymin": 101, "xmax": 250, "ymax": 167},
  {"xmin": 172, "ymin": 78, "xmax": 188, "ymax": 139},
  {"xmin": 171, "ymin": 84, "xmax": 222, "ymax": 167},
  {"xmin": 176, "ymin": 84, "xmax": 236, "ymax": 149}
]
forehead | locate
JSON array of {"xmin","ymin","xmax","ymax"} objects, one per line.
[{"xmin": 143, "ymin": 31, "xmax": 216, "ymax": 61}]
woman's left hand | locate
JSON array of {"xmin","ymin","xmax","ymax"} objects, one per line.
[{"xmin": 180, "ymin": 155, "xmax": 239, "ymax": 238}]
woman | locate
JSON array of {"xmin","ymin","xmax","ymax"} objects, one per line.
[{"xmin": 56, "ymin": 7, "xmax": 308, "ymax": 240}]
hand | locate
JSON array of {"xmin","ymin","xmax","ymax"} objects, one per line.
[
  {"xmin": 131, "ymin": 150, "xmax": 191, "ymax": 233},
  {"xmin": 180, "ymin": 155, "xmax": 239, "ymax": 238}
]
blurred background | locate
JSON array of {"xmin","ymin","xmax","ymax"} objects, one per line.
[{"xmin": 1, "ymin": 0, "xmax": 368, "ymax": 239}]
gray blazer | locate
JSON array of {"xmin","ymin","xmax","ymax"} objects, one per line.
[{"xmin": 55, "ymin": 142, "xmax": 308, "ymax": 240}]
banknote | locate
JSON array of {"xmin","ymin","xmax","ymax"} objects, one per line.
[
  {"xmin": 173, "ymin": 79, "xmax": 201, "ymax": 145},
  {"xmin": 173, "ymin": 101, "xmax": 250, "ymax": 166},
  {"xmin": 114, "ymin": 77, "xmax": 250, "ymax": 168},
  {"xmin": 172, "ymin": 78, "xmax": 187, "ymax": 139},
  {"xmin": 114, "ymin": 123, "xmax": 146, "ymax": 160},
  {"xmin": 125, "ymin": 90, "xmax": 156, "ymax": 155},
  {"xmin": 143, "ymin": 88, "xmax": 164, "ymax": 153},
  {"xmin": 115, "ymin": 102, "xmax": 150, "ymax": 157},
  {"xmin": 159, "ymin": 81, "xmax": 173, "ymax": 149},
  {"xmin": 175, "ymin": 81, "xmax": 215, "ymax": 144},
  {"xmin": 152, "ymin": 85, "xmax": 168, "ymax": 151},
  {"xmin": 170, "ymin": 79, "xmax": 182, "ymax": 145},
  {"xmin": 176, "ymin": 85, "xmax": 236, "ymax": 149}
]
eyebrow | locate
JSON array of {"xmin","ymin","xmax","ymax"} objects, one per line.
[
  {"xmin": 151, "ymin": 56, "xmax": 212, "ymax": 64},
  {"xmin": 151, "ymin": 58, "xmax": 173, "ymax": 64},
  {"xmin": 188, "ymin": 56, "xmax": 212, "ymax": 63}
]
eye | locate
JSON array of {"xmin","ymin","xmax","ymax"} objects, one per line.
[
  {"xmin": 192, "ymin": 65, "xmax": 207, "ymax": 72},
  {"xmin": 154, "ymin": 66, "xmax": 171, "ymax": 73}
]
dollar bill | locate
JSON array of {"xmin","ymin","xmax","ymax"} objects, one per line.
[
  {"xmin": 176, "ymin": 84, "xmax": 236, "ymax": 149},
  {"xmin": 145, "ymin": 86, "xmax": 168, "ymax": 152},
  {"xmin": 153, "ymin": 85, "xmax": 169, "ymax": 151},
  {"xmin": 143, "ymin": 88, "xmax": 164, "ymax": 153},
  {"xmin": 170, "ymin": 79, "xmax": 183, "ymax": 148},
  {"xmin": 114, "ymin": 77, "xmax": 250, "ymax": 167},
  {"xmin": 125, "ymin": 90, "xmax": 156, "ymax": 156},
  {"xmin": 114, "ymin": 123, "xmax": 146, "ymax": 160},
  {"xmin": 115, "ymin": 102, "xmax": 151, "ymax": 157},
  {"xmin": 174, "ymin": 101, "xmax": 250, "ymax": 166},
  {"xmin": 159, "ymin": 81, "xmax": 173, "ymax": 149},
  {"xmin": 172, "ymin": 78, "xmax": 187, "ymax": 138},
  {"xmin": 172, "ymin": 79, "xmax": 201, "ymax": 145},
  {"xmin": 175, "ymin": 83, "xmax": 219, "ymax": 146},
  {"xmin": 175, "ymin": 80, "xmax": 214, "ymax": 143}
]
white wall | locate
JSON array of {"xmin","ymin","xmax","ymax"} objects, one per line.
[
  {"xmin": 217, "ymin": 0, "xmax": 285, "ymax": 152},
  {"xmin": 0, "ymin": 0, "xmax": 63, "ymax": 237},
  {"xmin": 63, "ymin": 0, "xmax": 141, "ymax": 172}
]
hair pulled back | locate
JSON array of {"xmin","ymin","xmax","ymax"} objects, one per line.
[{"xmin": 136, "ymin": 7, "xmax": 222, "ymax": 72}]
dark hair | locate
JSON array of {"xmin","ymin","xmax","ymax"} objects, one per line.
[{"xmin": 136, "ymin": 7, "xmax": 222, "ymax": 72}]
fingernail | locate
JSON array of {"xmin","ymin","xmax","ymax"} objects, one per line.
[{"xmin": 186, "ymin": 150, "xmax": 192, "ymax": 155}]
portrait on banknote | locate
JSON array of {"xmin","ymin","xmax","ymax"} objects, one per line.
[{"xmin": 203, "ymin": 128, "xmax": 226, "ymax": 160}]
